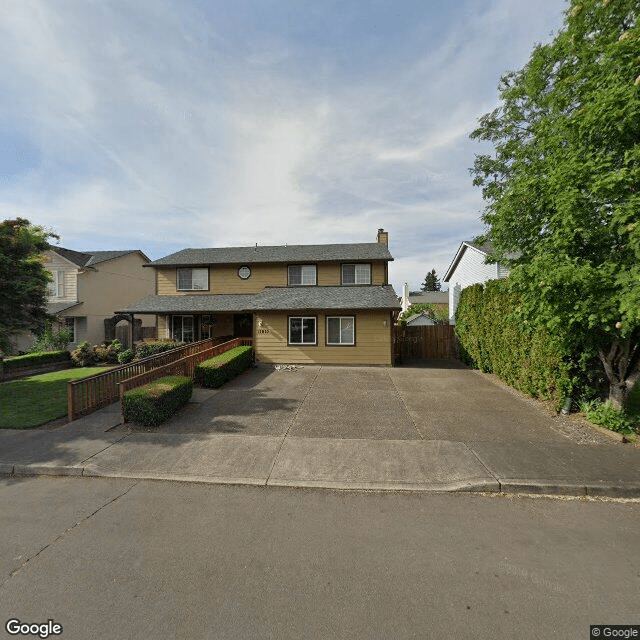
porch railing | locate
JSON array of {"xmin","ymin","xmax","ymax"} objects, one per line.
[
  {"xmin": 116, "ymin": 337, "xmax": 253, "ymax": 423},
  {"xmin": 67, "ymin": 337, "xmax": 238, "ymax": 420}
]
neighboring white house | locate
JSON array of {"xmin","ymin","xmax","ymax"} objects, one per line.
[{"xmin": 443, "ymin": 241, "xmax": 510, "ymax": 324}]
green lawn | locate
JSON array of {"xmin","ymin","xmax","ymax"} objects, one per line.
[{"xmin": 0, "ymin": 367, "xmax": 109, "ymax": 429}]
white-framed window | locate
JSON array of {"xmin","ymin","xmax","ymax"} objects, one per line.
[
  {"xmin": 64, "ymin": 317, "xmax": 75, "ymax": 342},
  {"xmin": 177, "ymin": 268, "xmax": 209, "ymax": 291},
  {"xmin": 288, "ymin": 316, "xmax": 317, "ymax": 345},
  {"xmin": 341, "ymin": 263, "xmax": 371, "ymax": 285},
  {"xmin": 172, "ymin": 315, "xmax": 195, "ymax": 342},
  {"xmin": 326, "ymin": 316, "xmax": 355, "ymax": 345},
  {"xmin": 288, "ymin": 264, "xmax": 317, "ymax": 286},
  {"xmin": 48, "ymin": 270, "xmax": 65, "ymax": 298}
]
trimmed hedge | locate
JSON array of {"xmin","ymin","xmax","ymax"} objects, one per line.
[
  {"xmin": 455, "ymin": 279, "xmax": 572, "ymax": 405},
  {"xmin": 3, "ymin": 350, "xmax": 71, "ymax": 371},
  {"xmin": 195, "ymin": 346, "xmax": 254, "ymax": 388},
  {"xmin": 122, "ymin": 376, "xmax": 193, "ymax": 427}
]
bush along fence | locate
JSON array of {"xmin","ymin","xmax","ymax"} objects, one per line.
[
  {"xmin": 122, "ymin": 376, "xmax": 193, "ymax": 428},
  {"xmin": 195, "ymin": 345, "xmax": 254, "ymax": 388},
  {"xmin": 116, "ymin": 338, "xmax": 253, "ymax": 424},
  {"xmin": 455, "ymin": 280, "xmax": 573, "ymax": 407},
  {"xmin": 67, "ymin": 337, "xmax": 249, "ymax": 420},
  {"xmin": 1, "ymin": 351, "xmax": 72, "ymax": 382}
]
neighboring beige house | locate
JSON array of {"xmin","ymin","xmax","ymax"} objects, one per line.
[
  {"xmin": 443, "ymin": 240, "xmax": 511, "ymax": 324},
  {"xmin": 11, "ymin": 248, "xmax": 156, "ymax": 352},
  {"xmin": 119, "ymin": 229, "xmax": 401, "ymax": 366}
]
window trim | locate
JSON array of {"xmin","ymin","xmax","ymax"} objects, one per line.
[
  {"xmin": 287, "ymin": 315, "xmax": 318, "ymax": 346},
  {"xmin": 341, "ymin": 263, "xmax": 372, "ymax": 286},
  {"xmin": 237, "ymin": 266, "xmax": 252, "ymax": 280},
  {"xmin": 326, "ymin": 315, "xmax": 356, "ymax": 346},
  {"xmin": 176, "ymin": 267, "xmax": 209, "ymax": 291},
  {"xmin": 287, "ymin": 264, "xmax": 317, "ymax": 287}
]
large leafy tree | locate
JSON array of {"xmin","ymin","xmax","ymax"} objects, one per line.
[
  {"xmin": 470, "ymin": 0, "xmax": 639, "ymax": 409},
  {"xmin": 0, "ymin": 218, "xmax": 58, "ymax": 354},
  {"xmin": 421, "ymin": 268, "xmax": 442, "ymax": 291}
]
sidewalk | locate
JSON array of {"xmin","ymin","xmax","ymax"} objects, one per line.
[{"xmin": 1, "ymin": 365, "xmax": 639, "ymax": 497}]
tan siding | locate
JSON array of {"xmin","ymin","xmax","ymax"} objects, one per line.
[
  {"xmin": 317, "ymin": 263, "xmax": 340, "ymax": 286},
  {"xmin": 254, "ymin": 311, "xmax": 392, "ymax": 365},
  {"xmin": 43, "ymin": 251, "xmax": 78, "ymax": 302},
  {"xmin": 212, "ymin": 264, "xmax": 287, "ymax": 293},
  {"xmin": 372, "ymin": 261, "xmax": 386, "ymax": 285}
]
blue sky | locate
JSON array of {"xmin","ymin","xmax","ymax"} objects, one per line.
[{"xmin": 0, "ymin": 0, "xmax": 567, "ymax": 292}]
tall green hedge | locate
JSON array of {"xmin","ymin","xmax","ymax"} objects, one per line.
[{"xmin": 455, "ymin": 280, "xmax": 572, "ymax": 404}]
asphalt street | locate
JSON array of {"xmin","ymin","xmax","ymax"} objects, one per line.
[{"xmin": 1, "ymin": 476, "xmax": 639, "ymax": 640}]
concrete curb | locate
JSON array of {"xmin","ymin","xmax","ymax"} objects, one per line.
[{"xmin": 3, "ymin": 463, "xmax": 640, "ymax": 498}]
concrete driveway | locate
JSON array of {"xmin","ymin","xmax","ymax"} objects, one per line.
[{"xmin": 147, "ymin": 362, "xmax": 571, "ymax": 443}]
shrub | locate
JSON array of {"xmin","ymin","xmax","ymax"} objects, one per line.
[
  {"xmin": 71, "ymin": 341, "xmax": 98, "ymax": 367},
  {"xmin": 195, "ymin": 346, "xmax": 254, "ymax": 388},
  {"xmin": 29, "ymin": 323, "xmax": 73, "ymax": 353},
  {"xmin": 579, "ymin": 399, "xmax": 639, "ymax": 436},
  {"xmin": 135, "ymin": 341, "xmax": 180, "ymax": 360},
  {"xmin": 122, "ymin": 376, "xmax": 193, "ymax": 427},
  {"xmin": 117, "ymin": 348, "xmax": 135, "ymax": 364},
  {"xmin": 3, "ymin": 350, "xmax": 71, "ymax": 371},
  {"xmin": 94, "ymin": 340, "xmax": 122, "ymax": 364}
]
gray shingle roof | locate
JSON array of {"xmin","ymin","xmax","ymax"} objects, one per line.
[
  {"xmin": 147, "ymin": 243, "xmax": 393, "ymax": 267},
  {"xmin": 51, "ymin": 248, "xmax": 148, "ymax": 267},
  {"xmin": 118, "ymin": 285, "xmax": 401, "ymax": 314},
  {"xmin": 47, "ymin": 301, "xmax": 82, "ymax": 314},
  {"xmin": 408, "ymin": 291, "xmax": 449, "ymax": 305}
]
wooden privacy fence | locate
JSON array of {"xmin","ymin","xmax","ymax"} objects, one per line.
[
  {"xmin": 394, "ymin": 324, "xmax": 458, "ymax": 360},
  {"xmin": 67, "ymin": 337, "xmax": 247, "ymax": 420}
]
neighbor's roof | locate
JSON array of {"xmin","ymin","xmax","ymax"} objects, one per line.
[
  {"xmin": 47, "ymin": 301, "xmax": 82, "ymax": 315},
  {"xmin": 443, "ymin": 240, "xmax": 496, "ymax": 283},
  {"xmin": 118, "ymin": 285, "xmax": 401, "ymax": 314},
  {"xmin": 51, "ymin": 248, "xmax": 149, "ymax": 268},
  {"xmin": 146, "ymin": 243, "xmax": 393, "ymax": 267},
  {"xmin": 408, "ymin": 291, "xmax": 448, "ymax": 305}
]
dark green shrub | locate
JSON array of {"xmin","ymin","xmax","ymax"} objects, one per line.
[
  {"xmin": 4, "ymin": 350, "xmax": 71, "ymax": 370},
  {"xmin": 71, "ymin": 341, "xmax": 98, "ymax": 367},
  {"xmin": 135, "ymin": 341, "xmax": 180, "ymax": 360},
  {"xmin": 455, "ymin": 279, "xmax": 572, "ymax": 405},
  {"xmin": 122, "ymin": 376, "xmax": 193, "ymax": 427},
  {"xmin": 117, "ymin": 348, "xmax": 135, "ymax": 364},
  {"xmin": 195, "ymin": 346, "xmax": 254, "ymax": 388}
]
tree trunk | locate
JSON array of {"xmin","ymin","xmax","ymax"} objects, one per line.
[{"xmin": 598, "ymin": 336, "xmax": 639, "ymax": 411}]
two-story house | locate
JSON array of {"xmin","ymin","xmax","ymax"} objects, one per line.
[
  {"xmin": 37, "ymin": 248, "xmax": 155, "ymax": 349},
  {"xmin": 119, "ymin": 229, "xmax": 401, "ymax": 366}
]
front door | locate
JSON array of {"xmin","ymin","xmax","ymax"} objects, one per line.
[{"xmin": 233, "ymin": 313, "xmax": 253, "ymax": 338}]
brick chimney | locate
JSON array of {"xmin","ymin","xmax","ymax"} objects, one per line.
[{"xmin": 376, "ymin": 228, "xmax": 388, "ymax": 245}]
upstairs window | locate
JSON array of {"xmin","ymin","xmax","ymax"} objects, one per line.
[
  {"xmin": 177, "ymin": 268, "xmax": 209, "ymax": 291},
  {"xmin": 341, "ymin": 263, "xmax": 371, "ymax": 285},
  {"xmin": 48, "ymin": 271, "xmax": 65, "ymax": 298},
  {"xmin": 288, "ymin": 264, "xmax": 316, "ymax": 286}
]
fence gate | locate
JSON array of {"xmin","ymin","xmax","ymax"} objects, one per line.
[{"xmin": 393, "ymin": 325, "xmax": 458, "ymax": 361}]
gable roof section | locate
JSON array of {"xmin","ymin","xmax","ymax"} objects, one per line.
[
  {"xmin": 147, "ymin": 243, "xmax": 393, "ymax": 267},
  {"xmin": 118, "ymin": 285, "xmax": 401, "ymax": 314},
  {"xmin": 50, "ymin": 248, "xmax": 149, "ymax": 268},
  {"xmin": 443, "ymin": 240, "xmax": 494, "ymax": 283}
]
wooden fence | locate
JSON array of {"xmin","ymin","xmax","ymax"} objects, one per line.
[
  {"xmin": 393, "ymin": 324, "xmax": 458, "ymax": 360},
  {"xmin": 67, "ymin": 337, "xmax": 246, "ymax": 420}
]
